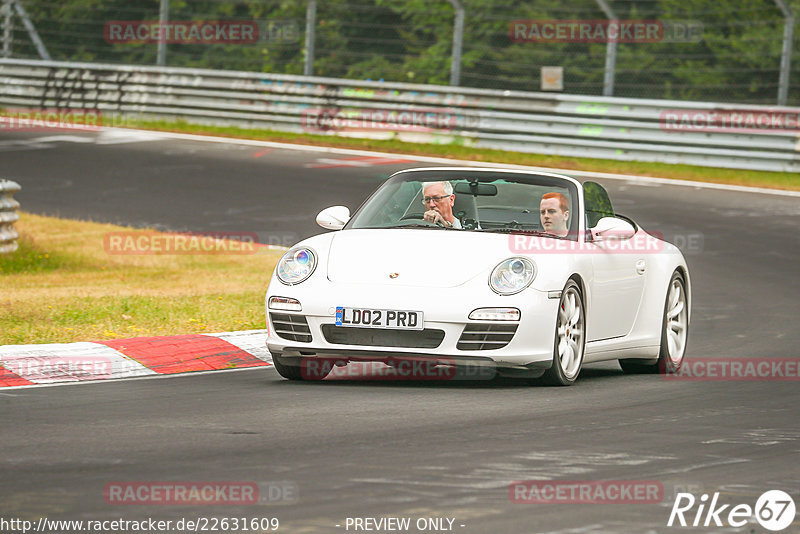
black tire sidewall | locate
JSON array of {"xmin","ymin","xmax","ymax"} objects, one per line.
[{"xmin": 271, "ymin": 353, "xmax": 304, "ymax": 380}]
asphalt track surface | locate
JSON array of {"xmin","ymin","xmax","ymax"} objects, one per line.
[{"xmin": 1, "ymin": 130, "xmax": 799, "ymax": 533}]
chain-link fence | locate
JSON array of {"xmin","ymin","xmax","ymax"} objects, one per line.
[{"xmin": 1, "ymin": 0, "xmax": 798, "ymax": 106}]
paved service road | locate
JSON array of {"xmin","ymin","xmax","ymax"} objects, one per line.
[{"xmin": 1, "ymin": 130, "xmax": 799, "ymax": 533}]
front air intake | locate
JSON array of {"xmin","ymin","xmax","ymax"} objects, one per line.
[
  {"xmin": 270, "ymin": 313, "xmax": 312, "ymax": 342},
  {"xmin": 457, "ymin": 323, "xmax": 518, "ymax": 350},
  {"xmin": 321, "ymin": 325, "xmax": 444, "ymax": 348}
]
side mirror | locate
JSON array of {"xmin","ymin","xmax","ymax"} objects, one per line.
[
  {"xmin": 591, "ymin": 216, "xmax": 635, "ymax": 241},
  {"xmin": 316, "ymin": 206, "xmax": 350, "ymax": 230}
]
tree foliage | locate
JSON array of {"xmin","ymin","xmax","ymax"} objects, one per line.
[{"xmin": 8, "ymin": 0, "xmax": 798, "ymax": 104}]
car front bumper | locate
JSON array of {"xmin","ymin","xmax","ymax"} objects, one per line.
[{"xmin": 265, "ymin": 280, "xmax": 559, "ymax": 369}]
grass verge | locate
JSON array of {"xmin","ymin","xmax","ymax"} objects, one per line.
[
  {"xmin": 122, "ymin": 118, "xmax": 799, "ymax": 191},
  {"xmin": 0, "ymin": 213, "xmax": 282, "ymax": 345}
]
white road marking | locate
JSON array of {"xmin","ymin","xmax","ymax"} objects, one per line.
[
  {"xmin": 95, "ymin": 129, "xmax": 167, "ymax": 144},
  {"xmin": 0, "ymin": 364, "xmax": 271, "ymax": 391},
  {"xmin": 307, "ymin": 157, "xmax": 375, "ymax": 167},
  {"xmin": 0, "ymin": 136, "xmax": 94, "ymax": 151},
  {"xmin": 22, "ymin": 135, "xmax": 94, "ymax": 144},
  {"xmin": 0, "ymin": 140, "xmax": 51, "ymax": 152},
  {"xmin": 0, "ymin": 130, "xmax": 165, "ymax": 152}
]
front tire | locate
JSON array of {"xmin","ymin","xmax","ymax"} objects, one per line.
[
  {"xmin": 271, "ymin": 354, "xmax": 335, "ymax": 381},
  {"xmin": 271, "ymin": 353, "xmax": 304, "ymax": 380},
  {"xmin": 620, "ymin": 271, "xmax": 688, "ymax": 374},
  {"xmin": 539, "ymin": 280, "xmax": 586, "ymax": 386}
]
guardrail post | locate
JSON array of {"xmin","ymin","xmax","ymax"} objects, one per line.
[
  {"xmin": 594, "ymin": 0, "xmax": 617, "ymax": 97},
  {"xmin": 13, "ymin": 1, "xmax": 49, "ymax": 60},
  {"xmin": 447, "ymin": 0, "xmax": 464, "ymax": 86},
  {"xmin": 774, "ymin": 0, "xmax": 794, "ymax": 106},
  {"xmin": 1, "ymin": 0, "xmax": 12, "ymax": 58},
  {"xmin": 0, "ymin": 179, "xmax": 21, "ymax": 254},
  {"xmin": 304, "ymin": 0, "xmax": 316, "ymax": 76},
  {"xmin": 157, "ymin": 0, "xmax": 168, "ymax": 66}
]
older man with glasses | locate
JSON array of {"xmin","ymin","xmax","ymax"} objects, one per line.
[{"xmin": 421, "ymin": 181, "xmax": 461, "ymax": 228}]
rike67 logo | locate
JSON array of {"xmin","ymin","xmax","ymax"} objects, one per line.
[{"xmin": 668, "ymin": 490, "xmax": 796, "ymax": 531}]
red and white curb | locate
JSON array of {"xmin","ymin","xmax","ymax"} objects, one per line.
[{"xmin": 0, "ymin": 330, "xmax": 271, "ymax": 388}]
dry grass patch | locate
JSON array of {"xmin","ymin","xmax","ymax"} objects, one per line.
[{"xmin": 1, "ymin": 213, "xmax": 283, "ymax": 345}]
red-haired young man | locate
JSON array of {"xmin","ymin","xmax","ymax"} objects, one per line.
[{"xmin": 540, "ymin": 192, "xmax": 570, "ymax": 236}]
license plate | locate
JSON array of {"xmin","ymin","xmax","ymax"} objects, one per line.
[{"xmin": 335, "ymin": 307, "xmax": 423, "ymax": 330}]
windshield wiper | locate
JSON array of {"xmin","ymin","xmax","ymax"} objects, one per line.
[
  {"xmin": 478, "ymin": 228, "xmax": 565, "ymax": 239},
  {"xmin": 387, "ymin": 223, "xmax": 443, "ymax": 230}
]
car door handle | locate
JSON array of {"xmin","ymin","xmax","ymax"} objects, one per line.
[{"xmin": 635, "ymin": 259, "xmax": 646, "ymax": 275}]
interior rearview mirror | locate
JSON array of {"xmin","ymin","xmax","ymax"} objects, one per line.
[{"xmin": 454, "ymin": 182, "xmax": 498, "ymax": 196}]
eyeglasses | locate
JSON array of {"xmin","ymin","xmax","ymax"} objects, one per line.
[{"xmin": 422, "ymin": 195, "xmax": 451, "ymax": 203}]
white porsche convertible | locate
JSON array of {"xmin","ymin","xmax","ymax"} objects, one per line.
[{"xmin": 265, "ymin": 168, "xmax": 690, "ymax": 385}]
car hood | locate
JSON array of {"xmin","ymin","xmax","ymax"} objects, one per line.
[{"xmin": 325, "ymin": 229, "xmax": 511, "ymax": 288}]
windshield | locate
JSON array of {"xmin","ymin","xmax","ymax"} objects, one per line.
[{"xmin": 346, "ymin": 170, "xmax": 580, "ymax": 240}]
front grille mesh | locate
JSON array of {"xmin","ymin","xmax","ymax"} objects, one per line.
[
  {"xmin": 270, "ymin": 313, "xmax": 312, "ymax": 342},
  {"xmin": 321, "ymin": 325, "xmax": 444, "ymax": 349},
  {"xmin": 457, "ymin": 323, "xmax": 518, "ymax": 350}
]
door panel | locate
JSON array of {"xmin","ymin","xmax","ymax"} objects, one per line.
[{"xmin": 587, "ymin": 239, "xmax": 646, "ymax": 340}]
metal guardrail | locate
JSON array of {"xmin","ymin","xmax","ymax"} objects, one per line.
[
  {"xmin": 0, "ymin": 58, "xmax": 798, "ymax": 173},
  {"xmin": 0, "ymin": 179, "xmax": 21, "ymax": 254}
]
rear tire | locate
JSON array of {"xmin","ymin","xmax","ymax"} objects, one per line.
[
  {"xmin": 539, "ymin": 280, "xmax": 585, "ymax": 386},
  {"xmin": 620, "ymin": 271, "xmax": 688, "ymax": 374}
]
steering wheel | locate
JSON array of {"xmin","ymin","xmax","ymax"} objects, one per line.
[{"xmin": 399, "ymin": 213, "xmax": 444, "ymax": 227}]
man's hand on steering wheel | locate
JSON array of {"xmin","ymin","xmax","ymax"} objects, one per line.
[{"xmin": 423, "ymin": 209, "xmax": 452, "ymax": 227}]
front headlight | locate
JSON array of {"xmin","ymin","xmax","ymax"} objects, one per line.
[
  {"xmin": 489, "ymin": 257, "xmax": 536, "ymax": 295},
  {"xmin": 276, "ymin": 247, "xmax": 317, "ymax": 285}
]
